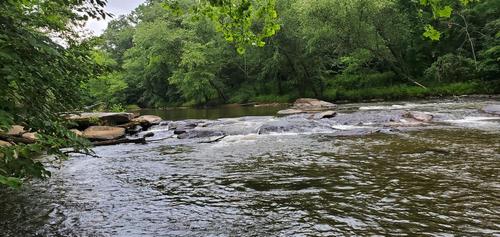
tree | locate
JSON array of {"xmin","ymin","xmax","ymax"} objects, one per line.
[{"xmin": 0, "ymin": 0, "xmax": 108, "ymax": 187}]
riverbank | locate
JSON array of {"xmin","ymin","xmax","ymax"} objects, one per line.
[{"xmin": 134, "ymin": 81, "xmax": 499, "ymax": 110}]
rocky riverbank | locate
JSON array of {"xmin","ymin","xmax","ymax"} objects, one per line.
[{"xmin": 0, "ymin": 112, "xmax": 163, "ymax": 147}]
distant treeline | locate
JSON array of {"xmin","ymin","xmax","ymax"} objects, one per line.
[{"xmin": 86, "ymin": 0, "xmax": 500, "ymax": 108}]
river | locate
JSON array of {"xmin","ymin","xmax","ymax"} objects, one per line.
[{"xmin": 1, "ymin": 97, "xmax": 499, "ymax": 236}]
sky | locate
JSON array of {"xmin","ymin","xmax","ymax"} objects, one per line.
[{"xmin": 84, "ymin": 0, "xmax": 146, "ymax": 35}]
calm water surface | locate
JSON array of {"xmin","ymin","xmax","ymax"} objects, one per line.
[
  {"xmin": 138, "ymin": 104, "xmax": 288, "ymax": 121},
  {"xmin": 0, "ymin": 98, "xmax": 499, "ymax": 236}
]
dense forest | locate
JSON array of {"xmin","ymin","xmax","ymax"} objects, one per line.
[
  {"xmin": 0, "ymin": 0, "xmax": 499, "ymax": 186},
  {"xmin": 86, "ymin": 0, "xmax": 500, "ymax": 108}
]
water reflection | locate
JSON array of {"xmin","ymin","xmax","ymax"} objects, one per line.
[
  {"xmin": 138, "ymin": 104, "xmax": 288, "ymax": 121},
  {"xmin": 1, "ymin": 129, "xmax": 498, "ymax": 236}
]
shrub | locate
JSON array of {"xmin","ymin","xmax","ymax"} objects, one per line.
[{"xmin": 424, "ymin": 54, "xmax": 476, "ymax": 83}]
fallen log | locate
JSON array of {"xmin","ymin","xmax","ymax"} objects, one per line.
[{"xmin": 92, "ymin": 137, "xmax": 146, "ymax": 146}]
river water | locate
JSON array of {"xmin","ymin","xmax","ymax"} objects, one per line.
[{"xmin": 1, "ymin": 97, "xmax": 499, "ymax": 236}]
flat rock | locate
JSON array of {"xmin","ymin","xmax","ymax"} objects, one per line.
[
  {"xmin": 403, "ymin": 111, "xmax": 433, "ymax": 122},
  {"xmin": 481, "ymin": 104, "xmax": 500, "ymax": 115},
  {"xmin": 6, "ymin": 125, "xmax": 25, "ymax": 136},
  {"xmin": 83, "ymin": 126, "xmax": 125, "ymax": 141},
  {"xmin": 277, "ymin": 109, "xmax": 306, "ymax": 115},
  {"xmin": 312, "ymin": 111, "xmax": 337, "ymax": 119},
  {"xmin": 70, "ymin": 129, "xmax": 83, "ymax": 137},
  {"xmin": 132, "ymin": 115, "xmax": 162, "ymax": 125},
  {"xmin": 292, "ymin": 98, "xmax": 337, "ymax": 111},
  {"xmin": 21, "ymin": 132, "xmax": 37, "ymax": 141},
  {"xmin": 0, "ymin": 140, "xmax": 12, "ymax": 147},
  {"xmin": 67, "ymin": 112, "xmax": 135, "ymax": 126}
]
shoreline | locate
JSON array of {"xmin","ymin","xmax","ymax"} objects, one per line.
[{"xmin": 133, "ymin": 93, "xmax": 500, "ymax": 111}]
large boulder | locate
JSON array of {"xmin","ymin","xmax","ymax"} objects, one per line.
[
  {"xmin": 481, "ymin": 104, "xmax": 500, "ymax": 116},
  {"xmin": 403, "ymin": 111, "xmax": 433, "ymax": 122},
  {"xmin": 83, "ymin": 126, "xmax": 125, "ymax": 141},
  {"xmin": 292, "ymin": 98, "xmax": 337, "ymax": 111},
  {"xmin": 132, "ymin": 115, "xmax": 162, "ymax": 126},
  {"xmin": 67, "ymin": 112, "xmax": 135, "ymax": 127},
  {"xmin": 277, "ymin": 98, "xmax": 337, "ymax": 115}
]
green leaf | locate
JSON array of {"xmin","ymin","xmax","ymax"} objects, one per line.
[
  {"xmin": 435, "ymin": 6, "xmax": 453, "ymax": 18},
  {"xmin": 423, "ymin": 25, "xmax": 441, "ymax": 41},
  {"xmin": 0, "ymin": 175, "xmax": 23, "ymax": 188}
]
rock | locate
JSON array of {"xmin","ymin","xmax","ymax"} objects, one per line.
[
  {"xmin": 0, "ymin": 140, "xmax": 12, "ymax": 147},
  {"xmin": 143, "ymin": 132, "xmax": 155, "ymax": 138},
  {"xmin": 277, "ymin": 109, "xmax": 306, "ymax": 115},
  {"xmin": 159, "ymin": 121, "xmax": 170, "ymax": 126},
  {"xmin": 6, "ymin": 125, "xmax": 25, "ymax": 136},
  {"xmin": 312, "ymin": 111, "xmax": 337, "ymax": 119},
  {"xmin": 481, "ymin": 104, "xmax": 500, "ymax": 115},
  {"xmin": 66, "ymin": 112, "xmax": 135, "ymax": 127},
  {"xmin": 177, "ymin": 130, "xmax": 225, "ymax": 139},
  {"xmin": 82, "ymin": 126, "xmax": 126, "ymax": 141},
  {"xmin": 168, "ymin": 120, "xmax": 199, "ymax": 131},
  {"xmin": 292, "ymin": 98, "xmax": 337, "ymax": 111},
  {"xmin": 277, "ymin": 98, "xmax": 337, "ymax": 116},
  {"xmin": 132, "ymin": 115, "xmax": 162, "ymax": 126},
  {"xmin": 174, "ymin": 130, "xmax": 187, "ymax": 135},
  {"xmin": 21, "ymin": 132, "xmax": 37, "ymax": 141},
  {"xmin": 70, "ymin": 129, "xmax": 83, "ymax": 137},
  {"xmin": 403, "ymin": 111, "xmax": 433, "ymax": 122}
]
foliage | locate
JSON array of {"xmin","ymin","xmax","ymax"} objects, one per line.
[
  {"xmin": 424, "ymin": 54, "xmax": 476, "ymax": 82},
  {"xmin": 163, "ymin": 0, "xmax": 281, "ymax": 53},
  {"xmin": 89, "ymin": 0, "xmax": 498, "ymax": 109},
  {"xmin": 0, "ymin": 0, "xmax": 105, "ymax": 187}
]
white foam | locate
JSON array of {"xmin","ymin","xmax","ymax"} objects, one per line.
[
  {"xmin": 331, "ymin": 125, "xmax": 366, "ymax": 130},
  {"xmin": 444, "ymin": 116, "xmax": 500, "ymax": 129},
  {"xmin": 358, "ymin": 102, "xmax": 470, "ymax": 111}
]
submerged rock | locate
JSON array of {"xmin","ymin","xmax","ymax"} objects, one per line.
[
  {"xmin": 277, "ymin": 109, "xmax": 305, "ymax": 115},
  {"xmin": 177, "ymin": 130, "xmax": 225, "ymax": 139},
  {"xmin": 481, "ymin": 104, "xmax": 500, "ymax": 115},
  {"xmin": 83, "ymin": 126, "xmax": 126, "ymax": 141},
  {"xmin": 174, "ymin": 130, "xmax": 187, "ymax": 135}
]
